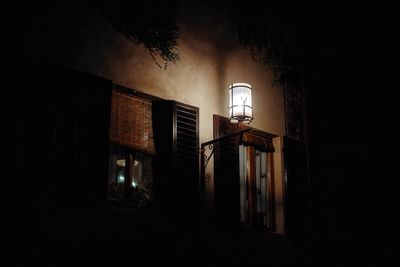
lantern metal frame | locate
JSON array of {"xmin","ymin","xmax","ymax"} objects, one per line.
[{"xmin": 228, "ymin": 83, "xmax": 253, "ymax": 124}]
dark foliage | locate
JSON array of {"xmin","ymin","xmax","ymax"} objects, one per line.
[
  {"xmin": 232, "ymin": 3, "xmax": 302, "ymax": 87},
  {"xmin": 101, "ymin": 0, "xmax": 302, "ymax": 86},
  {"xmin": 101, "ymin": 0, "xmax": 180, "ymax": 69}
]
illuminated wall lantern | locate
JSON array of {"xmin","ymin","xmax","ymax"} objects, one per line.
[{"xmin": 228, "ymin": 82, "xmax": 253, "ymax": 124}]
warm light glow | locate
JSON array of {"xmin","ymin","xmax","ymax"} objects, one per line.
[
  {"xmin": 229, "ymin": 82, "xmax": 253, "ymax": 124},
  {"xmin": 116, "ymin": 159, "xmax": 126, "ymax": 167}
]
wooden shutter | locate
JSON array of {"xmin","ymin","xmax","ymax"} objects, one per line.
[
  {"xmin": 110, "ymin": 91, "xmax": 155, "ymax": 155},
  {"xmin": 152, "ymin": 101, "xmax": 199, "ymax": 211},
  {"xmin": 213, "ymin": 115, "xmax": 240, "ymax": 226},
  {"xmin": 284, "ymin": 136, "xmax": 309, "ymax": 241},
  {"xmin": 175, "ymin": 103, "xmax": 199, "ymax": 209},
  {"xmin": 36, "ymin": 67, "xmax": 112, "ymax": 238}
]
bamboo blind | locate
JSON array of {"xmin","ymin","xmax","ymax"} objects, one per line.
[{"xmin": 110, "ymin": 91, "xmax": 156, "ymax": 155}]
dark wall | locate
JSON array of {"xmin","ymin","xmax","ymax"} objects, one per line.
[
  {"xmin": 303, "ymin": 8, "xmax": 395, "ymax": 266},
  {"xmin": 12, "ymin": 64, "xmax": 111, "ymax": 265},
  {"xmin": 284, "ymin": 137, "xmax": 309, "ymax": 245}
]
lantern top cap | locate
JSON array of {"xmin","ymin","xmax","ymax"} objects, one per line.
[{"xmin": 229, "ymin": 82, "xmax": 252, "ymax": 89}]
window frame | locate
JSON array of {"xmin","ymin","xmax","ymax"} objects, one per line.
[
  {"xmin": 107, "ymin": 143, "xmax": 155, "ymax": 208},
  {"xmin": 107, "ymin": 84, "xmax": 162, "ymax": 208},
  {"xmin": 107, "ymin": 84, "xmax": 200, "ymax": 211},
  {"xmin": 212, "ymin": 115, "xmax": 279, "ymax": 233},
  {"xmin": 239, "ymin": 144, "xmax": 276, "ymax": 231}
]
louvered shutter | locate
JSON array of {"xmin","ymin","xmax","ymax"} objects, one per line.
[
  {"xmin": 213, "ymin": 115, "xmax": 240, "ymax": 226},
  {"xmin": 153, "ymin": 101, "xmax": 199, "ymax": 211},
  {"xmin": 175, "ymin": 103, "xmax": 199, "ymax": 208}
]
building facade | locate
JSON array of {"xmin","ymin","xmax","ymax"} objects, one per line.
[{"xmin": 21, "ymin": 2, "xmax": 309, "ymax": 265}]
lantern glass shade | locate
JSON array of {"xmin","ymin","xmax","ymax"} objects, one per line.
[{"xmin": 229, "ymin": 82, "xmax": 253, "ymax": 124}]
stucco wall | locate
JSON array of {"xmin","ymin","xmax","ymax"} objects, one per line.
[{"xmin": 26, "ymin": 4, "xmax": 286, "ymax": 233}]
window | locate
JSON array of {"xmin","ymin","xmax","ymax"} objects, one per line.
[
  {"xmin": 213, "ymin": 115, "xmax": 278, "ymax": 231},
  {"xmin": 239, "ymin": 145, "xmax": 275, "ymax": 230},
  {"xmin": 108, "ymin": 87, "xmax": 156, "ymax": 207},
  {"xmin": 108, "ymin": 144, "xmax": 153, "ymax": 207},
  {"xmin": 107, "ymin": 86, "xmax": 200, "ymax": 209}
]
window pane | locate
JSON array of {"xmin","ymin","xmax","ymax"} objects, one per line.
[
  {"xmin": 108, "ymin": 145, "xmax": 126, "ymax": 201},
  {"xmin": 239, "ymin": 145, "xmax": 246, "ymax": 222},
  {"xmin": 108, "ymin": 145, "xmax": 153, "ymax": 207},
  {"xmin": 126, "ymin": 152, "xmax": 153, "ymax": 207},
  {"xmin": 255, "ymin": 151, "xmax": 261, "ymax": 214},
  {"xmin": 260, "ymin": 152, "xmax": 267, "ymax": 226},
  {"xmin": 238, "ymin": 146, "xmax": 275, "ymax": 230}
]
